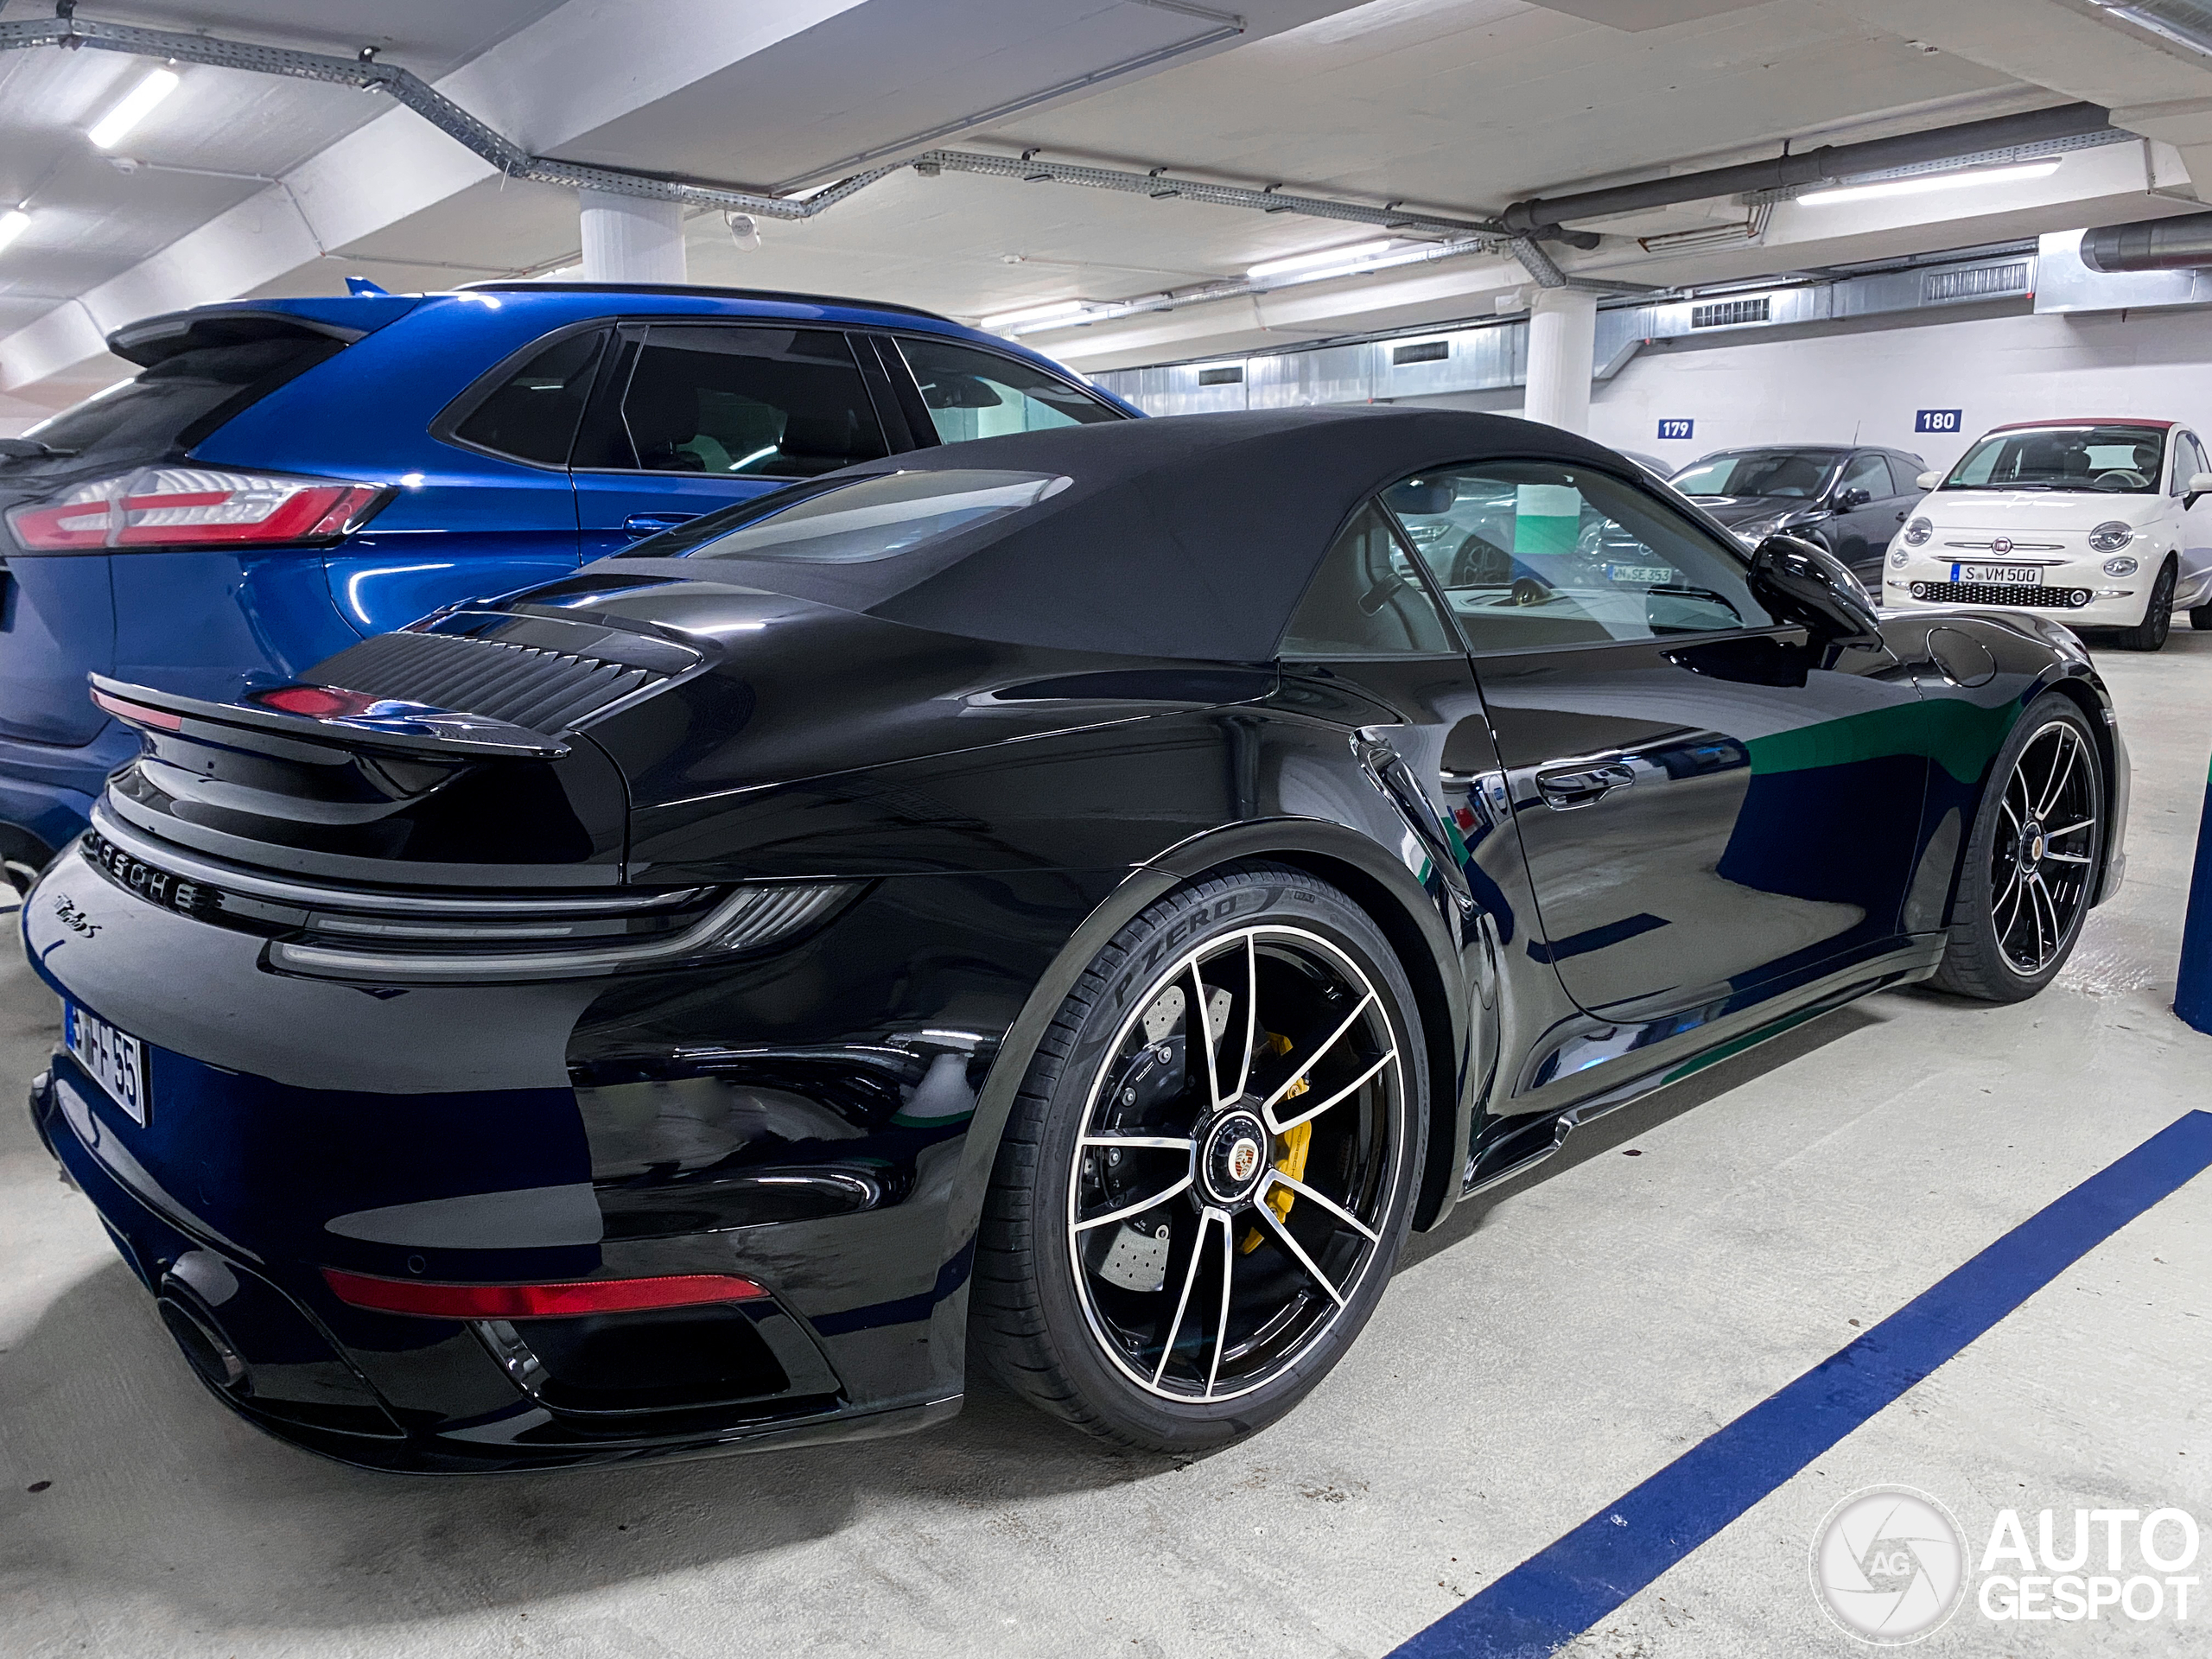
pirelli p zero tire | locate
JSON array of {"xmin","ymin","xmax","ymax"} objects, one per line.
[
  {"xmin": 971, "ymin": 863, "xmax": 1427, "ymax": 1452},
  {"xmin": 1929, "ymin": 693, "xmax": 2105, "ymax": 1003},
  {"xmin": 2113, "ymin": 559, "xmax": 2176, "ymax": 652}
]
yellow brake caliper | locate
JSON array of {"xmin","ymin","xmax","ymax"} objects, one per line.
[{"xmin": 1242, "ymin": 1032, "xmax": 1311, "ymax": 1253}]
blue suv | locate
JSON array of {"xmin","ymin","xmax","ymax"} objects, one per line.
[{"xmin": 0, "ymin": 283, "xmax": 1137, "ymax": 887}]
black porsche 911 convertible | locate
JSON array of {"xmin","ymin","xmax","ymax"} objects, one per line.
[{"xmin": 25, "ymin": 407, "xmax": 2126, "ymax": 1471}]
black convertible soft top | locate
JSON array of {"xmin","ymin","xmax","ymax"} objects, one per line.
[{"xmin": 613, "ymin": 406, "xmax": 1641, "ymax": 662}]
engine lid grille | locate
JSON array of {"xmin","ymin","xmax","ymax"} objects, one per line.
[{"xmin": 303, "ymin": 626, "xmax": 697, "ymax": 735}]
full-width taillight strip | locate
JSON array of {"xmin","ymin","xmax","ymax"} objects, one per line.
[{"xmin": 321, "ymin": 1268, "xmax": 770, "ymax": 1319}]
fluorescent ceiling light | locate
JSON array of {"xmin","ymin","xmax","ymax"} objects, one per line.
[
  {"xmin": 88, "ymin": 68, "xmax": 181, "ymax": 150},
  {"xmin": 1246, "ymin": 238, "xmax": 1397, "ymax": 280},
  {"xmin": 980, "ymin": 299, "xmax": 1093, "ymax": 332},
  {"xmin": 0, "ymin": 209, "xmax": 29, "ymax": 257},
  {"xmin": 1799, "ymin": 159, "xmax": 2060, "ymax": 206}
]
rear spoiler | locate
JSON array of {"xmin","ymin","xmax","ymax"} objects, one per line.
[{"xmin": 87, "ymin": 675, "xmax": 569, "ymax": 761}]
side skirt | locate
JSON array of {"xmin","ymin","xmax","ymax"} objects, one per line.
[{"xmin": 1461, "ymin": 936, "xmax": 1946, "ymax": 1199}]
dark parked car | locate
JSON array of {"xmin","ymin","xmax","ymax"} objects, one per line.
[
  {"xmin": 1669, "ymin": 444, "xmax": 1928, "ymax": 588},
  {"xmin": 24, "ymin": 408, "xmax": 2126, "ymax": 1471},
  {"xmin": 0, "ymin": 282, "xmax": 1135, "ymax": 890}
]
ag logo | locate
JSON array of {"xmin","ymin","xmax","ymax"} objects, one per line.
[{"xmin": 1810, "ymin": 1486, "xmax": 1967, "ymax": 1644}]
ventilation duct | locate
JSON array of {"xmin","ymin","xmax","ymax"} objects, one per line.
[
  {"xmin": 1497, "ymin": 104, "xmax": 2115, "ymax": 233},
  {"xmin": 2079, "ymin": 211, "xmax": 2212, "ymax": 271}
]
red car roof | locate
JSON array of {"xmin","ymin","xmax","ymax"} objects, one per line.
[{"xmin": 1986, "ymin": 417, "xmax": 2174, "ymax": 431}]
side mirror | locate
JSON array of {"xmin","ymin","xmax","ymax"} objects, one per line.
[
  {"xmin": 1750, "ymin": 534, "xmax": 1884, "ymax": 648},
  {"xmin": 1383, "ymin": 477, "xmax": 1457, "ymax": 517},
  {"xmin": 1916, "ymin": 469, "xmax": 1942, "ymax": 491},
  {"xmin": 1834, "ymin": 486, "xmax": 1872, "ymax": 510},
  {"xmin": 2188, "ymin": 470, "xmax": 2212, "ymax": 507}
]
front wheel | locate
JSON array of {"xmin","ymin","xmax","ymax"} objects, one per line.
[
  {"xmin": 2113, "ymin": 559, "xmax": 2176, "ymax": 652},
  {"xmin": 1929, "ymin": 694, "xmax": 2105, "ymax": 1001},
  {"xmin": 971, "ymin": 864, "xmax": 1427, "ymax": 1452}
]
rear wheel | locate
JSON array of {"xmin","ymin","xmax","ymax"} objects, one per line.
[
  {"xmin": 2113, "ymin": 559, "xmax": 2176, "ymax": 652},
  {"xmin": 1929, "ymin": 694, "xmax": 2104, "ymax": 1001},
  {"xmin": 972, "ymin": 864, "xmax": 1426, "ymax": 1452}
]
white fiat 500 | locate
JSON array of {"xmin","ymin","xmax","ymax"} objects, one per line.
[{"xmin": 1885, "ymin": 418, "xmax": 2212, "ymax": 651}]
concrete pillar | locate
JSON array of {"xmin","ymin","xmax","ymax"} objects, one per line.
[
  {"xmin": 579, "ymin": 189, "xmax": 686, "ymax": 284},
  {"xmin": 1522, "ymin": 287, "xmax": 1598, "ymax": 435}
]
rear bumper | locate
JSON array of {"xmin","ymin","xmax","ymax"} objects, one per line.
[
  {"xmin": 17, "ymin": 840, "xmax": 1010, "ymax": 1473},
  {"xmin": 29, "ymin": 1058, "xmax": 961, "ymax": 1472}
]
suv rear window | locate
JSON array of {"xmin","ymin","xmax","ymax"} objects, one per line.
[{"xmin": 10, "ymin": 334, "xmax": 345, "ymax": 470}]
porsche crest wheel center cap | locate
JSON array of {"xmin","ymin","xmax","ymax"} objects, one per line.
[
  {"xmin": 1201, "ymin": 1109, "xmax": 1271, "ymax": 1205},
  {"xmin": 2020, "ymin": 818, "xmax": 2047, "ymax": 865}
]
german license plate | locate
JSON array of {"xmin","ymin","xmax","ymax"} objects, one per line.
[
  {"xmin": 1952, "ymin": 563, "xmax": 2043, "ymax": 585},
  {"xmin": 65, "ymin": 1002, "xmax": 147, "ymax": 1126},
  {"xmin": 1606, "ymin": 563, "xmax": 1674, "ymax": 584}
]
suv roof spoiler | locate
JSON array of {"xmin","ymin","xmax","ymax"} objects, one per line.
[{"xmin": 455, "ymin": 279, "xmax": 953, "ymax": 322}]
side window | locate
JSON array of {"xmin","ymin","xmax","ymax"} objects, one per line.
[
  {"xmin": 1384, "ymin": 461, "xmax": 1774, "ymax": 652},
  {"xmin": 896, "ymin": 337, "xmax": 1122, "ymax": 442},
  {"xmin": 2186, "ymin": 433, "xmax": 2210, "ymax": 486},
  {"xmin": 2171, "ymin": 433, "xmax": 2200, "ymax": 495},
  {"xmin": 1837, "ymin": 452, "xmax": 1889, "ymax": 502},
  {"xmin": 602, "ymin": 326, "xmax": 887, "ymax": 478},
  {"xmin": 449, "ymin": 328, "xmax": 607, "ymax": 466},
  {"xmin": 1280, "ymin": 503, "xmax": 1458, "ymax": 657}
]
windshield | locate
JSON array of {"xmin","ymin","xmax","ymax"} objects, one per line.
[
  {"xmin": 620, "ymin": 468, "xmax": 1072, "ymax": 563},
  {"xmin": 1942, "ymin": 425, "xmax": 2167, "ymax": 493},
  {"xmin": 1669, "ymin": 449, "xmax": 1840, "ymax": 499}
]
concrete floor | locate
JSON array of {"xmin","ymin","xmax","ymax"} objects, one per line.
[{"xmin": 3, "ymin": 632, "xmax": 2209, "ymax": 1658}]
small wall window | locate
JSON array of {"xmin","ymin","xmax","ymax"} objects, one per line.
[
  {"xmin": 1197, "ymin": 365, "xmax": 1245, "ymax": 385},
  {"xmin": 1280, "ymin": 503, "xmax": 1458, "ymax": 658}
]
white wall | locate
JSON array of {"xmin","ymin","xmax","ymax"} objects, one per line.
[{"xmin": 1405, "ymin": 301, "xmax": 2212, "ymax": 474}]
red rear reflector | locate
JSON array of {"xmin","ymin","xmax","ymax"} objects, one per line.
[
  {"xmin": 322, "ymin": 1268, "xmax": 770, "ymax": 1319},
  {"xmin": 6, "ymin": 467, "xmax": 383, "ymax": 551},
  {"xmin": 89, "ymin": 689, "xmax": 183, "ymax": 730}
]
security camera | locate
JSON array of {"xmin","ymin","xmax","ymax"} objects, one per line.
[{"xmin": 725, "ymin": 212, "xmax": 760, "ymax": 251}]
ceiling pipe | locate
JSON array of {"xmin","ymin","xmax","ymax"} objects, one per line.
[
  {"xmin": 0, "ymin": 8, "xmax": 1523, "ymax": 241},
  {"xmin": 2080, "ymin": 209, "xmax": 2212, "ymax": 270},
  {"xmin": 1498, "ymin": 102, "xmax": 2116, "ymax": 233}
]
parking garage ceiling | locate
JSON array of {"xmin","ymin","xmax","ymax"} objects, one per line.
[{"xmin": 4, "ymin": 0, "xmax": 2212, "ymax": 407}]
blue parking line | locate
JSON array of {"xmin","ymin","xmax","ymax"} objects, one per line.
[{"xmin": 1391, "ymin": 1109, "xmax": 2212, "ymax": 1659}]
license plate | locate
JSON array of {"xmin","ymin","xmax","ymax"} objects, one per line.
[
  {"xmin": 1606, "ymin": 563, "xmax": 1674, "ymax": 584},
  {"xmin": 65, "ymin": 1002, "xmax": 147, "ymax": 1126},
  {"xmin": 1951, "ymin": 563, "xmax": 2044, "ymax": 585}
]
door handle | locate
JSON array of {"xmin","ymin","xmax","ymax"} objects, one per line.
[
  {"xmin": 1535, "ymin": 760, "xmax": 1634, "ymax": 810},
  {"xmin": 623, "ymin": 512, "xmax": 698, "ymax": 537}
]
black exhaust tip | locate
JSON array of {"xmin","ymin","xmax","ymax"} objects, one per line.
[{"xmin": 157, "ymin": 1293, "xmax": 249, "ymax": 1394}]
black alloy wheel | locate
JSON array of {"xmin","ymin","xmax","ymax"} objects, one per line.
[
  {"xmin": 972, "ymin": 864, "xmax": 1426, "ymax": 1451},
  {"xmin": 2113, "ymin": 559, "xmax": 2176, "ymax": 652},
  {"xmin": 1929, "ymin": 693, "xmax": 2105, "ymax": 1001}
]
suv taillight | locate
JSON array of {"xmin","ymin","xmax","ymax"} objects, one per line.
[{"xmin": 5, "ymin": 467, "xmax": 385, "ymax": 552}]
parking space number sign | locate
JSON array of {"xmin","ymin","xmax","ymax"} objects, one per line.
[
  {"xmin": 1656, "ymin": 418, "xmax": 1694, "ymax": 441},
  {"xmin": 1916, "ymin": 409, "xmax": 1962, "ymax": 434}
]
